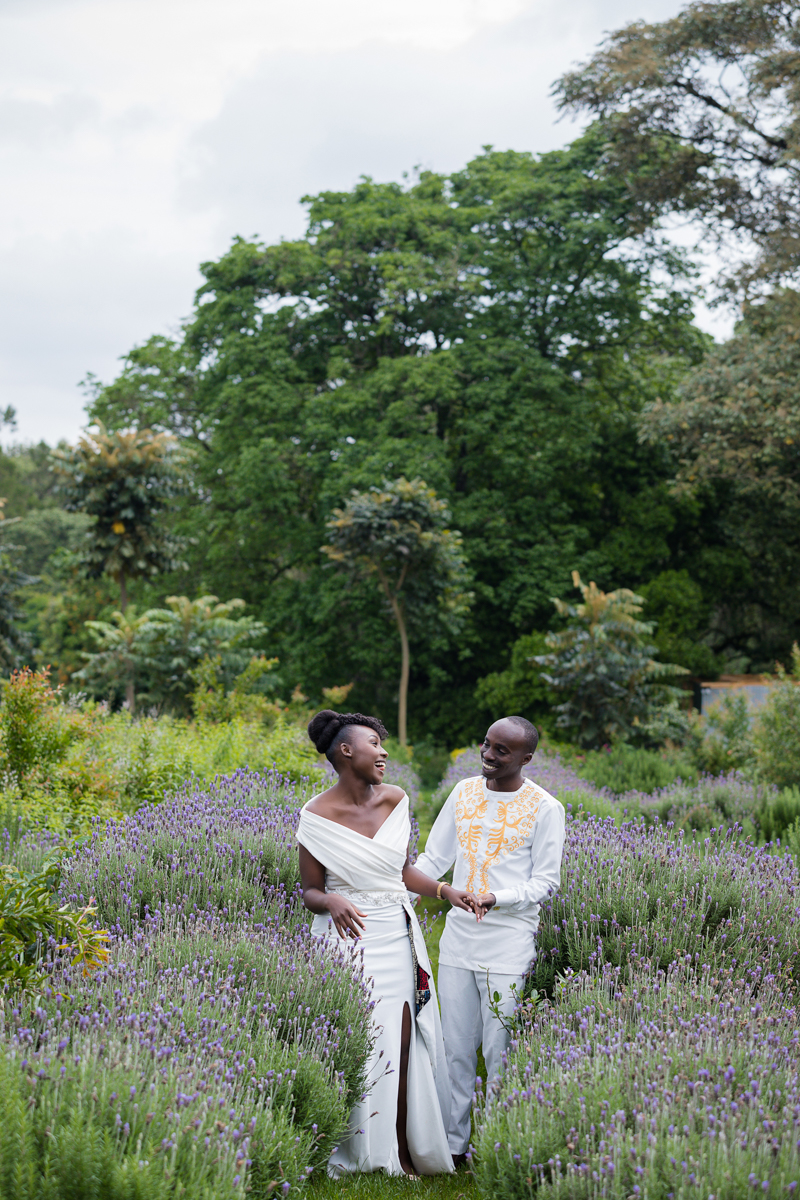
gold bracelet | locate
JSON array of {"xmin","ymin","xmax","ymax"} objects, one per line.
[{"xmin": 436, "ymin": 880, "xmax": 446, "ymax": 900}]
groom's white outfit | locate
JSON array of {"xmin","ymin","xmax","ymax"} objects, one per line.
[{"xmin": 415, "ymin": 773, "xmax": 565, "ymax": 1155}]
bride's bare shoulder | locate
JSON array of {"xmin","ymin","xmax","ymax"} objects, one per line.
[
  {"xmin": 305, "ymin": 786, "xmax": 339, "ymax": 816},
  {"xmin": 382, "ymin": 785, "xmax": 407, "ymax": 807}
]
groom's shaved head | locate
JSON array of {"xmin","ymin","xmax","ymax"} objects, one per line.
[{"xmin": 504, "ymin": 716, "xmax": 538, "ymax": 754}]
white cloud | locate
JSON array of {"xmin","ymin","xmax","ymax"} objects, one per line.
[{"xmin": 0, "ymin": 0, "xmax": 699, "ymax": 446}]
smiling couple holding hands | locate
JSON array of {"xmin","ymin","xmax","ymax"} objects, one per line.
[{"xmin": 296, "ymin": 709, "xmax": 565, "ymax": 1178}]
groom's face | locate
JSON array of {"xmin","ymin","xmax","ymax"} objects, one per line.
[{"xmin": 480, "ymin": 719, "xmax": 532, "ymax": 784}]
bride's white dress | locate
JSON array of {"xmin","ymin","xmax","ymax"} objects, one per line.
[{"xmin": 296, "ymin": 793, "xmax": 453, "ymax": 1176}]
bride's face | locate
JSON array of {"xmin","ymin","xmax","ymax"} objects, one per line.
[{"xmin": 340, "ymin": 725, "xmax": 388, "ymax": 784}]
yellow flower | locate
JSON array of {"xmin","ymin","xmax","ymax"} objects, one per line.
[{"xmin": 112, "ymin": 521, "xmax": 125, "ymax": 534}]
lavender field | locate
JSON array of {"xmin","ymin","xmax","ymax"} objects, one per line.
[
  {"xmin": 2, "ymin": 752, "xmax": 800, "ymax": 1198},
  {"xmin": 0, "ymin": 770, "xmax": 374, "ymax": 1199},
  {"xmin": 431, "ymin": 749, "xmax": 800, "ymax": 1197}
]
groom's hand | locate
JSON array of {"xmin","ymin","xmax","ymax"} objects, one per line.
[{"xmin": 470, "ymin": 893, "xmax": 496, "ymax": 921}]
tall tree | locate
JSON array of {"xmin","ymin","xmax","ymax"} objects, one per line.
[
  {"xmin": 556, "ymin": 0, "xmax": 800, "ymax": 292},
  {"xmin": 84, "ymin": 138, "xmax": 706, "ymax": 741},
  {"xmin": 51, "ymin": 426, "xmax": 185, "ymax": 709},
  {"xmin": 0, "ymin": 502, "xmax": 36, "ymax": 671},
  {"xmin": 323, "ymin": 478, "xmax": 471, "ymax": 744},
  {"xmin": 640, "ymin": 288, "xmax": 800, "ymax": 668}
]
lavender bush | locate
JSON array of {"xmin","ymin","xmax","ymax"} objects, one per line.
[
  {"xmin": 0, "ymin": 769, "xmax": 375, "ymax": 1197},
  {"xmin": 473, "ymin": 956, "xmax": 800, "ymax": 1199},
  {"xmin": 430, "ymin": 747, "xmax": 618, "ymax": 821},
  {"xmin": 529, "ymin": 812, "xmax": 800, "ymax": 997},
  {"xmin": 430, "ymin": 747, "xmax": 783, "ymax": 839}
]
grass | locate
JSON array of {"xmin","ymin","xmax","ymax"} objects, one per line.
[{"xmin": 308, "ymin": 1168, "xmax": 479, "ymax": 1199}]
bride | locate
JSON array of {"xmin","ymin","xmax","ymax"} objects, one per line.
[{"xmin": 296, "ymin": 709, "xmax": 476, "ymax": 1177}]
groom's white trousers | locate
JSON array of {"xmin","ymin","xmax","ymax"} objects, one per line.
[{"xmin": 437, "ymin": 964, "xmax": 525, "ymax": 1155}]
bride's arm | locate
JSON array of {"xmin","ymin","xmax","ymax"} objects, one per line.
[
  {"xmin": 298, "ymin": 845, "xmax": 367, "ymax": 940},
  {"xmin": 402, "ymin": 859, "xmax": 474, "ymax": 912}
]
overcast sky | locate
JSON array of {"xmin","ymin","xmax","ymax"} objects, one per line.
[{"xmin": 1, "ymin": 0, "xmax": 700, "ymax": 445}]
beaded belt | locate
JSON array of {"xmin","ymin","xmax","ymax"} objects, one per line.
[{"xmin": 328, "ymin": 887, "xmax": 409, "ymax": 907}]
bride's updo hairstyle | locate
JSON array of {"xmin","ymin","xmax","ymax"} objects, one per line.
[{"xmin": 308, "ymin": 709, "xmax": 389, "ymax": 767}]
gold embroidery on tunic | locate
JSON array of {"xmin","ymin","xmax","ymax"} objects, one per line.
[{"xmin": 455, "ymin": 778, "xmax": 542, "ymax": 893}]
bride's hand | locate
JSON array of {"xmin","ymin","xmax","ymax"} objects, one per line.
[
  {"xmin": 325, "ymin": 894, "xmax": 367, "ymax": 940},
  {"xmin": 441, "ymin": 885, "xmax": 476, "ymax": 913}
]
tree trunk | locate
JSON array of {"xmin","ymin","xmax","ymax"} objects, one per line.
[
  {"xmin": 388, "ymin": 594, "xmax": 410, "ymax": 746},
  {"xmin": 119, "ymin": 569, "xmax": 135, "ymax": 713}
]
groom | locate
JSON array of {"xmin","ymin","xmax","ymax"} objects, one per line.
[{"xmin": 415, "ymin": 715, "xmax": 565, "ymax": 1164}]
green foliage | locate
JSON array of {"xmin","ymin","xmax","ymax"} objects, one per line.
[
  {"xmin": 76, "ymin": 595, "xmax": 269, "ymax": 715},
  {"xmin": 0, "ymin": 859, "xmax": 109, "ymax": 993},
  {"xmin": 324, "ymin": 477, "xmax": 471, "ymax": 743},
  {"xmin": 696, "ymin": 692, "xmax": 755, "ymax": 775},
  {"xmin": 577, "ymin": 744, "xmax": 697, "ymax": 795},
  {"xmin": 637, "ymin": 569, "xmax": 720, "ymax": 678},
  {"xmin": 753, "ymin": 643, "xmax": 800, "ymax": 788},
  {"xmin": 556, "ymin": 3, "xmax": 800, "ymax": 291},
  {"xmin": 640, "ymin": 292, "xmax": 800, "ymax": 671},
  {"xmin": 0, "ymin": 506, "xmax": 36, "ymax": 671},
  {"xmin": 0, "ymin": 668, "xmax": 120, "ymax": 831},
  {"xmin": 0, "ymin": 665, "xmax": 325, "ymax": 832},
  {"xmin": 84, "ymin": 135, "xmax": 706, "ymax": 746},
  {"xmin": 473, "ymin": 632, "xmax": 552, "ymax": 725},
  {"xmin": 534, "ymin": 573, "xmax": 688, "ymax": 749},
  {"xmin": 756, "ymin": 785, "xmax": 800, "ymax": 845},
  {"xmin": 0, "ymin": 441, "xmax": 59, "ymax": 519},
  {"xmin": 50, "ymin": 424, "xmax": 185, "ymax": 608},
  {"xmin": 190, "ymin": 653, "xmax": 279, "ymax": 722}
]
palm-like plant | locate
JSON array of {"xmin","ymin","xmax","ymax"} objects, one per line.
[{"xmin": 533, "ymin": 572, "xmax": 687, "ymax": 748}]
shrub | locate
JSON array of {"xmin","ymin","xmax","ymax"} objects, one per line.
[
  {"xmin": 0, "ymin": 668, "xmax": 120, "ymax": 833},
  {"xmin": 0, "ymin": 859, "xmax": 109, "ymax": 994},
  {"xmin": 472, "ymin": 958, "xmax": 800, "ymax": 1200},
  {"xmin": 753, "ymin": 642, "xmax": 800, "ymax": 787},
  {"xmin": 0, "ymin": 770, "xmax": 374, "ymax": 1196},
  {"xmin": 695, "ymin": 691, "xmax": 755, "ymax": 775},
  {"xmin": 577, "ymin": 744, "xmax": 696, "ymax": 794},
  {"xmin": 527, "ymin": 810, "xmax": 800, "ymax": 999},
  {"xmin": 532, "ymin": 573, "xmax": 687, "ymax": 749},
  {"xmin": 0, "ymin": 670, "xmax": 327, "ymax": 830},
  {"xmin": 76, "ymin": 595, "xmax": 270, "ymax": 715},
  {"xmin": 756, "ymin": 784, "xmax": 800, "ymax": 844},
  {"xmin": 635, "ymin": 771, "xmax": 769, "ymax": 836},
  {"xmin": 63, "ymin": 770, "xmax": 309, "ymax": 936}
]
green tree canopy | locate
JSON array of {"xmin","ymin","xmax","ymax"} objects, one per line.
[
  {"xmin": 556, "ymin": 0, "xmax": 800, "ymax": 291},
  {"xmin": 82, "ymin": 138, "xmax": 715, "ymax": 741},
  {"xmin": 76, "ymin": 595, "xmax": 269, "ymax": 716},
  {"xmin": 640, "ymin": 288, "xmax": 800, "ymax": 671},
  {"xmin": 51, "ymin": 424, "xmax": 186, "ymax": 614}
]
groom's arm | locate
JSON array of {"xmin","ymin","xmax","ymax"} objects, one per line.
[
  {"xmin": 414, "ymin": 792, "xmax": 458, "ymax": 880},
  {"xmin": 490, "ymin": 800, "xmax": 566, "ymax": 911}
]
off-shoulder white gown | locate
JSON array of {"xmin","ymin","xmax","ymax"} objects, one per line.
[{"xmin": 296, "ymin": 793, "xmax": 453, "ymax": 1176}]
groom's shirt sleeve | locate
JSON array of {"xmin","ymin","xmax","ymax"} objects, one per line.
[
  {"xmin": 491, "ymin": 797, "xmax": 565, "ymax": 910},
  {"xmin": 414, "ymin": 790, "xmax": 459, "ymax": 881}
]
